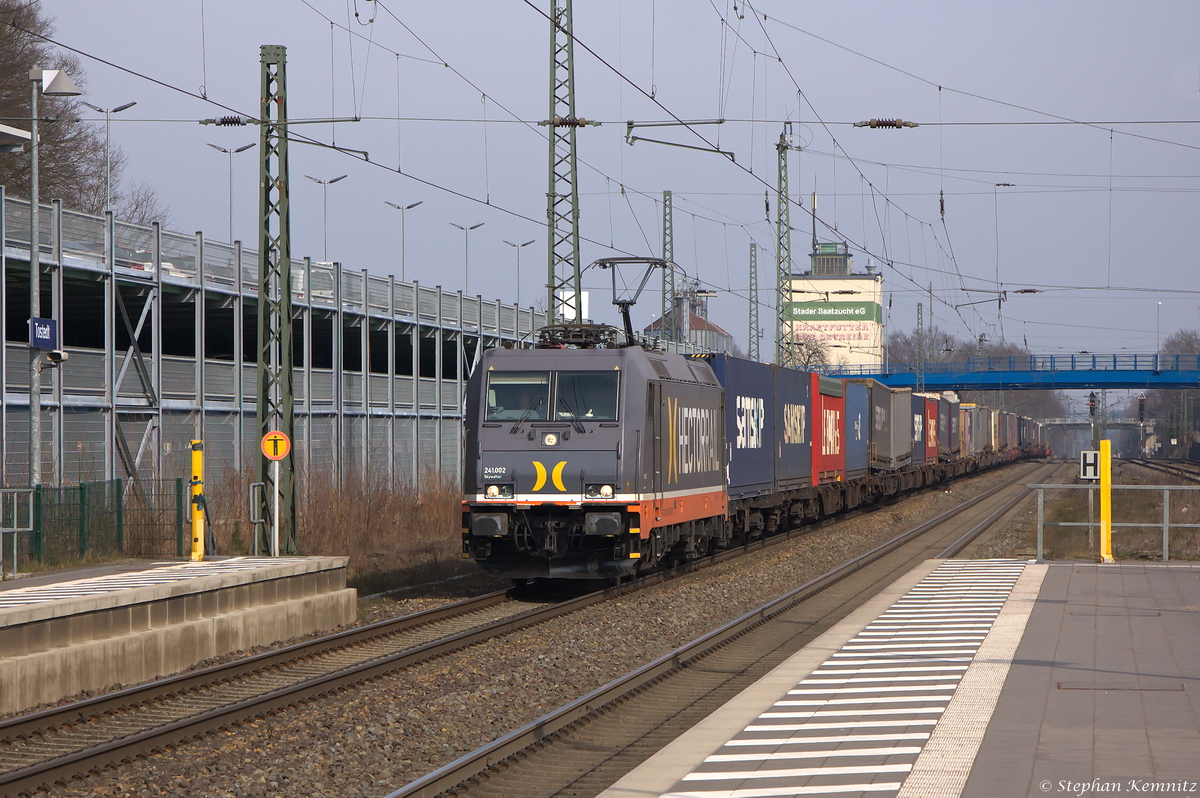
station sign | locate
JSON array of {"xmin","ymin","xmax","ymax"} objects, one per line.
[
  {"xmin": 1080, "ymin": 450, "xmax": 1100, "ymax": 480},
  {"xmin": 29, "ymin": 317, "xmax": 57, "ymax": 349},
  {"xmin": 261, "ymin": 430, "xmax": 291, "ymax": 461}
]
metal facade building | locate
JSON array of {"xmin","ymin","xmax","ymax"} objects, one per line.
[{"xmin": 1, "ymin": 192, "xmax": 547, "ymax": 488}]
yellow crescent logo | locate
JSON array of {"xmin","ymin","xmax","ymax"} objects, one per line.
[{"xmin": 531, "ymin": 461, "xmax": 569, "ymax": 492}]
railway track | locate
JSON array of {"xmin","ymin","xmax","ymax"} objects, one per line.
[
  {"xmin": 0, "ymin": 460, "xmax": 1050, "ymax": 798},
  {"xmin": 386, "ymin": 459, "xmax": 1062, "ymax": 798},
  {"xmin": 1125, "ymin": 458, "xmax": 1200, "ymax": 484}
]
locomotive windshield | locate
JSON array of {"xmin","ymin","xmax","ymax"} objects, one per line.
[
  {"xmin": 485, "ymin": 371, "xmax": 550, "ymax": 421},
  {"xmin": 484, "ymin": 370, "xmax": 619, "ymax": 422},
  {"xmin": 555, "ymin": 371, "xmax": 619, "ymax": 421}
]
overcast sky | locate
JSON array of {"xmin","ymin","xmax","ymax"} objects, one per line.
[{"xmin": 45, "ymin": 0, "xmax": 1200, "ymax": 371}]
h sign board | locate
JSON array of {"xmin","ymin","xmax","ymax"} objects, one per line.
[
  {"xmin": 1080, "ymin": 450, "xmax": 1100, "ymax": 480},
  {"xmin": 28, "ymin": 317, "xmax": 57, "ymax": 349}
]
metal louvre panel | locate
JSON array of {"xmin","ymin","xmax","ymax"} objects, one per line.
[
  {"xmin": 396, "ymin": 283, "xmax": 416, "ymax": 317},
  {"xmin": 115, "ymin": 353, "xmax": 150, "ymax": 399},
  {"xmin": 439, "ymin": 420, "xmax": 460, "ymax": 478},
  {"xmin": 343, "ymin": 373, "xmax": 363, "ymax": 406},
  {"xmin": 396, "ymin": 417, "xmax": 416, "ymax": 484},
  {"xmin": 462, "ymin": 297, "xmax": 479, "ymax": 328},
  {"xmin": 241, "ymin": 365, "xmax": 257, "ymax": 402},
  {"xmin": 307, "ymin": 415, "xmax": 337, "ymax": 472},
  {"xmin": 482, "ymin": 301, "xmax": 499, "ymax": 332},
  {"xmin": 419, "ymin": 378, "xmax": 437, "ymax": 410},
  {"xmin": 203, "ymin": 412, "xmax": 238, "ymax": 475},
  {"xmin": 499, "ymin": 305, "xmax": 515, "ymax": 336},
  {"xmin": 310, "ymin": 370, "xmax": 334, "ymax": 404},
  {"xmin": 292, "ymin": 414, "xmax": 308, "ymax": 469},
  {"xmin": 161, "ymin": 358, "xmax": 196, "ymax": 398},
  {"xmin": 5, "ymin": 408, "xmax": 29, "ymax": 485},
  {"xmin": 368, "ymin": 417, "xmax": 391, "ymax": 475},
  {"xmin": 343, "ymin": 270, "xmax": 363, "ymax": 306},
  {"xmin": 61, "ymin": 349, "xmax": 106, "ymax": 396},
  {"xmin": 160, "ymin": 410, "xmax": 197, "ymax": 479},
  {"xmin": 441, "ymin": 381, "xmax": 460, "ymax": 411},
  {"xmin": 293, "ymin": 371, "xmax": 306, "ymax": 402},
  {"xmin": 367, "ymin": 276, "xmax": 389, "ymax": 312},
  {"xmin": 396, "ymin": 378, "xmax": 415, "ymax": 409},
  {"xmin": 242, "ymin": 411, "xmax": 258, "ymax": 457},
  {"xmin": 418, "ymin": 418, "xmax": 439, "ymax": 471},
  {"xmin": 440, "ymin": 294, "xmax": 459, "ymax": 325},
  {"xmin": 343, "ymin": 415, "xmax": 364, "ymax": 470},
  {"xmin": 63, "ymin": 408, "xmax": 108, "ymax": 484},
  {"xmin": 418, "ymin": 287, "xmax": 438, "ymax": 321},
  {"xmin": 6, "ymin": 344, "xmax": 29, "ymax": 390},
  {"xmin": 205, "ymin": 361, "xmax": 236, "ymax": 401},
  {"xmin": 368, "ymin": 375, "xmax": 388, "ymax": 405}
]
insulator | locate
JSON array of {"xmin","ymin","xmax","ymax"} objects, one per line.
[{"xmin": 215, "ymin": 116, "xmax": 247, "ymax": 126}]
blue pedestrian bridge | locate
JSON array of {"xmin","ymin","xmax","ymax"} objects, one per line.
[{"xmin": 817, "ymin": 354, "xmax": 1200, "ymax": 391}]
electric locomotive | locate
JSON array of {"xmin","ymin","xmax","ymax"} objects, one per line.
[{"xmin": 462, "ymin": 324, "xmax": 726, "ymax": 580}]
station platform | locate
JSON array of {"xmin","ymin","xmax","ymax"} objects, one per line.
[
  {"xmin": 600, "ymin": 559, "xmax": 1200, "ymax": 798},
  {"xmin": 0, "ymin": 556, "xmax": 356, "ymax": 716}
]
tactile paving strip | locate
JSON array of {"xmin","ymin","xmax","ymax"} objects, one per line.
[{"xmin": 659, "ymin": 560, "xmax": 1031, "ymax": 798}]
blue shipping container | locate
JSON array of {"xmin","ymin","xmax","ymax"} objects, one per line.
[
  {"xmin": 704, "ymin": 354, "xmax": 777, "ymax": 499},
  {"xmin": 843, "ymin": 381, "xmax": 869, "ymax": 480},
  {"xmin": 775, "ymin": 367, "xmax": 813, "ymax": 491}
]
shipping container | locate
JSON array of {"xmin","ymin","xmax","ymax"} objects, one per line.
[
  {"xmin": 703, "ymin": 354, "xmax": 776, "ymax": 500},
  {"xmin": 959, "ymin": 405, "xmax": 975, "ymax": 457},
  {"xmin": 842, "ymin": 381, "xmax": 870, "ymax": 480},
  {"xmin": 937, "ymin": 397, "xmax": 952, "ymax": 460},
  {"xmin": 923, "ymin": 395, "xmax": 940, "ymax": 464},
  {"xmin": 947, "ymin": 396, "xmax": 961, "ymax": 457},
  {"xmin": 848, "ymin": 379, "xmax": 911, "ymax": 471},
  {"xmin": 910, "ymin": 394, "xmax": 927, "ymax": 466},
  {"xmin": 813, "ymin": 374, "xmax": 845, "ymax": 483},
  {"xmin": 774, "ymin": 366, "xmax": 813, "ymax": 492}
]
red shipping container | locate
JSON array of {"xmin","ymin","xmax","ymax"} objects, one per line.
[
  {"xmin": 923, "ymin": 396, "xmax": 939, "ymax": 464},
  {"xmin": 812, "ymin": 373, "xmax": 845, "ymax": 484}
]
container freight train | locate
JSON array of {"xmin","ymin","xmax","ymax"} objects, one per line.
[{"xmin": 462, "ymin": 341, "xmax": 1045, "ymax": 581}]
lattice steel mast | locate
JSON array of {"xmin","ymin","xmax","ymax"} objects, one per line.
[
  {"xmin": 776, "ymin": 127, "xmax": 794, "ymax": 367},
  {"xmin": 660, "ymin": 190, "xmax": 675, "ymax": 342},
  {"xmin": 543, "ymin": 0, "xmax": 594, "ymax": 323},
  {"xmin": 255, "ymin": 45, "xmax": 296, "ymax": 554},
  {"xmin": 748, "ymin": 242, "xmax": 759, "ymax": 362}
]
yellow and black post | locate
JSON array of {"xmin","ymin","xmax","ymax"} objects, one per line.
[
  {"xmin": 1099, "ymin": 438, "xmax": 1114, "ymax": 564},
  {"xmin": 190, "ymin": 440, "xmax": 205, "ymax": 561}
]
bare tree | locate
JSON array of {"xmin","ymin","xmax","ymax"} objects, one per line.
[
  {"xmin": 0, "ymin": 1, "xmax": 169, "ymax": 225},
  {"xmin": 790, "ymin": 334, "xmax": 830, "ymax": 369}
]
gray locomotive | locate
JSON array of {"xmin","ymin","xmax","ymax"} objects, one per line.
[{"xmin": 462, "ymin": 325, "xmax": 726, "ymax": 579}]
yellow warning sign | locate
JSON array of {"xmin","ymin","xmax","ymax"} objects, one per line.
[{"xmin": 261, "ymin": 430, "xmax": 291, "ymax": 461}]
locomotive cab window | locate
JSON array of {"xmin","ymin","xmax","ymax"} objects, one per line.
[
  {"xmin": 485, "ymin": 371, "xmax": 550, "ymax": 420},
  {"xmin": 555, "ymin": 371, "xmax": 619, "ymax": 421}
]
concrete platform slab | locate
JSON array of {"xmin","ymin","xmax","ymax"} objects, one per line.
[{"xmin": 0, "ymin": 556, "xmax": 356, "ymax": 715}]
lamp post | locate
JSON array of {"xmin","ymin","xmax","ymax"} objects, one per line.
[
  {"xmin": 207, "ymin": 143, "xmax": 254, "ymax": 244},
  {"xmin": 385, "ymin": 200, "xmax": 423, "ymax": 282},
  {"xmin": 450, "ymin": 222, "xmax": 484, "ymax": 296},
  {"xmin": 29, "ymin": 68, "xmax": 81, "ymax": 488},
  {"xmin": 503, "ymin": 239, "xmax": 535, "ymax": 307},
  {"xmin": 81, "ymin": 100, "xmax": 135, "ymax": 212},
  {"xmin": 304, "ymin": 174, "xmax": 347, "ymax": 261},
  {"xmin": 1156, "ymin": 301, "xmax": 1162, "ymax": 353}
]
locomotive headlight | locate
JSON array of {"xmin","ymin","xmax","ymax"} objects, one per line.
[
  {"xmin": 585, "ymin": 483, "xmax": 616, "ymax": 499},
  {"xmin": 600, "ymin": 484, "xmax": 614, "ymax": 498},
  {"xmin": 485, "ymin": 485, "xmax": 500, "ymax": 498},
  {"xmin": 483, "ymin": 484, "xmax": 514, "ymax": 499},
  {"xmin": 542, "ymin": 432, "xmax": 559, "ymax": 447}
]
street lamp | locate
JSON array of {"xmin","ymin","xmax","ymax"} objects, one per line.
[
  {"xmin": 207, "ymin": 142, "xmax": 254, "ymax": 244},
  {"xmin": 29, "ymin": 68, "xmax": 81, "ymax": 488},
  {"xmin": 385, "ymin": 200, "xmax": 423, "ymax": 283},
  {"xmin": 450, "ymin": 222, "xmax": 484, "ymax": 296},
  {"xmin": 503, "ymin": 239, "xmax": 535, "ymax": 307},
  {"xmin": 304, "ymin": 174, "xmax": 347, "ymax": 261},
  {"xmin": 81, "ymin": 100, "xmax": 135, "ymax": 212}
]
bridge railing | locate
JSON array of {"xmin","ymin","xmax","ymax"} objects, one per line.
[{"xmin": 819, "ymin": 353, "xmax": 1200, "ymax": 377}]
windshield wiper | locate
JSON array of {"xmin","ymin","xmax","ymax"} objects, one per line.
[
  {"xmin": 509, "ymin": 395, "xmax": 544, "ymax": 434},
  {"xmin": 557, "ymin": 395, "xmax": 586, "ymax": 434}
]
